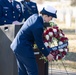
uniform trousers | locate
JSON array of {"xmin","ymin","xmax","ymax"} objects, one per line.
[{"xmin": 15, "ymin": 53, "xmax": 38, "ymax": 75}]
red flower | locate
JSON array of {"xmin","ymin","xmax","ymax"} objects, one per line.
[
  {"xmin": 48, "ymin": 27, "xmax": 53, "ymax": 32},
  {"xmin": 62, "ymin": 51, "xmax": 67, "ymax": 56},
  {"xmin": 53, "ymin": 26, "xmax": 59, "ymax": 32},
  {"xmin": 59, "ymin": 29, "xmax": 65, "ymax": 36},
  {"xmin": 59, "ymin": 37, "xmax": 68, "ymax": 42},
  {"xmin": 56, "ymin": 54, "xmax": 62, "ymax": 60}
]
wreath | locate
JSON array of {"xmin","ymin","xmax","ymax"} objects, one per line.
[
  {"xmin": 42, "ymin": 22, "xmax": 69, "ymax": 61},
  {"xmin": 34, "ymin": 22, "xmax": 69, "ymax": 61}
]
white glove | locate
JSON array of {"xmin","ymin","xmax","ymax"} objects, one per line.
[{"xmin": 47, "ymin": 54, "xmax": 54, "ymax": 62}]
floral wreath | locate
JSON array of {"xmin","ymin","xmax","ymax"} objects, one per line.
[{"xmin": 42, "ymin": 22, "xmax": 69, "ymax": 61}]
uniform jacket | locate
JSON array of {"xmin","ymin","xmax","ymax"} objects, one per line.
[
  {"xmin": 0, "ymin": 0, "xmax": 24, "ymax": 25},
  {"xmin": 21, "ymin": 1, "xmax": 38, "ymax": 20},
  {"xmin": 10, "ymin": 14, "xmax": 49, "ymax": 58}
]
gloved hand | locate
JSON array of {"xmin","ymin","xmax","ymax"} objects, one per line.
[{"xmin": 47, "ymin": 54, "xmax": 54, "ymax": 62}]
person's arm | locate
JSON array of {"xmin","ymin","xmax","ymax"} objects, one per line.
[
  {"xmin": 32, "ymin": 27, "xmax": 54, "ymax": 61},
  {"xmin": 32, "ymin": 27, "xmax": 49, "ymax": 57}
]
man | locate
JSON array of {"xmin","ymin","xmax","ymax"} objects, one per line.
[
  {"xmin": 21, "ymin": 0, "xmax": 38, "ymax": 20},
  {"xmin": 10, "ymin": 5, "xmax": 57, "ymax": 75},
  {"xmin": 0, "ymin": 0, "xmax": 24, "ymax": 25}
]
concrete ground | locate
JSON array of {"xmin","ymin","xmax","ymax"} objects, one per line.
[{"xmin": 49, "ymin": 68, "xmax": 76, "ymax": 75}]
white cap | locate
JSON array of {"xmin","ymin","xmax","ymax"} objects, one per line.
[{"xmin": 40, "ymin": 5, "xmax": 57, "ymax": 18}]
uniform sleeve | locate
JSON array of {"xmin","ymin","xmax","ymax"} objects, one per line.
[{"xmin": 32, "ymin": 27, "xmax": 49, "ymax": 57}]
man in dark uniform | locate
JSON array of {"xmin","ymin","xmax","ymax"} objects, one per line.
[
  {"xmin": 21, "ymin": 0, "xmax": 38, "ymax": 21},
  {"xmin": 0, "ymin": 0, "xmax": 24, "ymax": 25},
  {"xmin": 10, "ymin": 5, "xmax": 57, "ymax": 75}
]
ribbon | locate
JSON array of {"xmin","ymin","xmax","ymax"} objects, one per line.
[{"xmin": 48, "ymin": 42, "xmax": 68, "ymax": 51}]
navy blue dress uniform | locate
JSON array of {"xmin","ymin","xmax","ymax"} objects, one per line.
[
  {"xmin": 21, "ymin": 0, "xmax": 38, "ymax": 20},
  {"xmin": 10, "ymin": 5, "xmax": 57, "ymax": 75},
  {"xmin": 0, "ymin": 0, "xmax": 24, "ymax": 25},
  {"xmin": 10, "ymin": 14, "xmax": 49, "ymax": 75}
]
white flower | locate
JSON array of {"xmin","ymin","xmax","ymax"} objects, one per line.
[
  {"xmin": 58, "ymin": 41, "xmax": 63, "ymax": 45},
  {"xmin": 53, "ymin": 29, "xmax": 57, "ymax": 33},
  {"xmin": 56, "ymin": 56, "xmax": 58, "ymax": 60},
  {"xmin": 64, "ymin": 48, "xmax": 68, "ymax": 52},
  {"xmin": 56, "ymin": 54, "xmax": 60, "ymax": 60},
  {"xmin": 59, "ymin": 33, "xmax": 63, "ymax": 37},
  {"xmin": 44, "ymin": 42, "xmax": 49, "ymax": 47},
  {"xmin": 49, "ymin": 32, "xmax": 53, "ymax": 37},
  {"xmin": 45, "ymin": 35, "xmax": 49, "ymax": 40}
]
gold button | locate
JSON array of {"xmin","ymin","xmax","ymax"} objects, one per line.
[
  {"xmin": 42, "ymin": 47, "xmax": 44, "ymax": 50},
  {"xmin": 13, "ymin": 16, "xmax": 15, "ymax": 18},
  {"xmin": 4, "ymin": 20, "xmax": 6, "ymax": 22}
]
